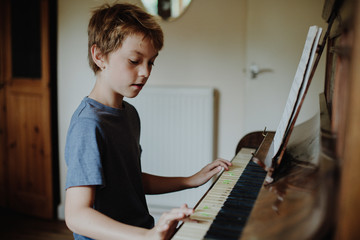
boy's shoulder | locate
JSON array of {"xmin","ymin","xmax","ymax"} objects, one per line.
[
  {"xmin": 71, "ymin": 97, "xmax": 138, "ymax": 122},
  {"xmin": 72, "ymin": 97, "xmax": 101, "ymax": 121}
]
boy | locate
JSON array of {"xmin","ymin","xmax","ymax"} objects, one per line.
[{"xmin": 64, "ymin": 3, "xmax": 231, "ymax": 240}]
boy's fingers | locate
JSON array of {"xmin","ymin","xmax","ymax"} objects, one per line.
[
  {"xmin": 213, "ymin": 159, "xmax": 231, "ymax": 170},
  {"xmin": 180, "ymin": 203, "xmax": 188, "ymax": 209},
  {"xmin": 159, "ymin": 207, "xmax": 194, "ymax": 227}
]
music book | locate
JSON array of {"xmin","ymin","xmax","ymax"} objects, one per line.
[{"xmin": 264, "ymin": 26, "xmax": 323, "ymax": 168}]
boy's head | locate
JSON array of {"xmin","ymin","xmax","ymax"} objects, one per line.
[{"xmin": 88, "ymin": 3, "xmax": 164, "ymax": 74}]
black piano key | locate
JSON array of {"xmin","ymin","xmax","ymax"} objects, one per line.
[
  {"xmin": 237, "ymin": 177, "xmax": 264, "ymax": 184},
  {"xmin": 204, "ymin": 233, "xmax": 239, "ymax": 240},
  {"xmin": 240, "ymin": 171, "xmax": 265, "ymax": 179},
  {"xmin": 223, "ymin": 199, "xmax": 254, "ymax": 209},
  {"xmin": 213, "ymin": 213, "xmax": 248, "ymax": 225},
  {"xmin": 205, "ymin": 222, "xmax": 244, "ymax": 239},
  {"xmin": 203, "ymin": 160, "xmax": 267, "ymax": 240},
  {"xmin": 217, "ymin": 205, "xmax": 252, "ymax": 217},
  {"xmin": 232, "ymin": 184, "xmax": 258, "ymax": 192},
  {"xmin": 227, "ymin": 193, "xmax": 257, "ymax": 200},
  {"xmin": 209, "ymin": 221, "xmax": 245, "ymax": 232},
  {"xmin": 239, "ymin": 173, "xmax": 265, "ymax": 181},
  {"xmin": 229, "ymin": 188, "xmax": 260, "ymax": 199},
  {"xmin": 230, "ymin": 189, "xmax": 262, "ymax": 198},
  {"xmin": 205, "ymin": 223, "xmax": 243, "ymax": 240}
]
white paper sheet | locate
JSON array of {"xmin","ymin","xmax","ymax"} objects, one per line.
[{"xmin": 272, "ymin": 26, "xmax": 323, "ymax": 158}]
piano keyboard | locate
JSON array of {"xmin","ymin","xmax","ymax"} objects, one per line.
[{"xmin": 172, "ymin": 148, "xmax": 267, "ymax": 240}]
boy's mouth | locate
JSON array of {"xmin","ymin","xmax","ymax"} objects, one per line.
[{"xmin": 132, "ymin": 83, "xmax": 144, "ymax": 90}]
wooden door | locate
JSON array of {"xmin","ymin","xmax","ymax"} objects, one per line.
[{"xmin": 1, "ymin": 0, "xmax": 54, "ymax": 219}]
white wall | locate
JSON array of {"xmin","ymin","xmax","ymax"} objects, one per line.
[
  {"xmin": 57, "ymin": 0, "xmax": 326, "ymax": 219},
  {"xmin": 148, "ymin": 0, "xmax": 247, "ymax": 159}
]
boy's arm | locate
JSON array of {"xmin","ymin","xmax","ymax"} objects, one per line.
[
  {"xmin": 65, "ymin": 186, "xmax": 193, "ymax": 240},
  {"xmin": 142, "ymin": 158, "xmax": 231, "ymax": 194},
  {"xmin": 142, "ymin": 174, "xmax": 189, "ymax": 194},
  {"xmin": 65, "ymin": 186, "xmax": 148, "ymax": 239}
]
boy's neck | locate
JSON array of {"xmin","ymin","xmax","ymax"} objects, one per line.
[{"xmin": 89, "ymin": 81, "xmax": 124, "ymax": 109}]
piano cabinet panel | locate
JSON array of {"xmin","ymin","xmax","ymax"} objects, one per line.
[
  {"xmin": 240, "ymin": 152, "xmax": 337, "ymax": 240},
  {"xmin": 335, "ymin": 0, "xmax": 360, "ymax": 239},
  {"xmin": 240, "ymin": 110, "xmax": 337, "ymax": 240}
]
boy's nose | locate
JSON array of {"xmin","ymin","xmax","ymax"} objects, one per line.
[{"xmin": 139, "ymin": 64, "xmax": 151, "ymax": 77}]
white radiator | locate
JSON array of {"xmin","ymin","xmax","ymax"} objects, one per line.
[{"xmin": 126, "ymin": 86, "xmax": 215, "ymax": 216}]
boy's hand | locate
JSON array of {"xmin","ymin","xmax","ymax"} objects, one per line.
[
  {"xmin": 188, "ymin": 158, "xmax": 231, "ymax": 187},
  {"xmin": 147, "ymin": 204, "xmax": 194, "ymax": 240}
]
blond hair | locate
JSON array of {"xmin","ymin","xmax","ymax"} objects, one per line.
[{"xmin": 87, "ymin": 3, "xmax": 164, "ymax": 73}]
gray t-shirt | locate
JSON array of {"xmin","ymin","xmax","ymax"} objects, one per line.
[{"xmin": 65, "ymin": 97, "xmax": 154, "ymax": 240}]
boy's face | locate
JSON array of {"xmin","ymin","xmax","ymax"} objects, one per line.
[{"xmin": 101, "ymin": 33, "xmax": 158, "ymax": 99}]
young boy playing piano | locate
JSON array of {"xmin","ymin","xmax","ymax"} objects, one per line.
[{"xmin": 64, "ymin": 3, "xmax": 231, "ymax": 240}]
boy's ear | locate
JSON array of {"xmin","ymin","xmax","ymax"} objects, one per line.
[{"xmin": 91, "ymin": 44, "xmax": 106, "ymax": 70}]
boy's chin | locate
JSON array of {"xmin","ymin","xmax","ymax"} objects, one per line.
[{"xmin": 125, "ymin": 92, "xmax": 141, "ymax": 99}]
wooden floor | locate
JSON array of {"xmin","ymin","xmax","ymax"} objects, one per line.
[{"xmin": 0, "ymin": 208, "xmax": 73, "ymax": 240}]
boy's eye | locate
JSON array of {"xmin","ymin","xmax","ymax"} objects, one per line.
[
  {"xmin": 129, "ymin": 59, "xmax": 155, "ymax": 66},
  {"xmin": 129, "ymin": 59, "xmax": 139, "ymax": 65}
]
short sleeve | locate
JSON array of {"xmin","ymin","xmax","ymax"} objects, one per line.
[{"xmin": 65, "ymin": 118, "xmax": 104, "ymax": 189}]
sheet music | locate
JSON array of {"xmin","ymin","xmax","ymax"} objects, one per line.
[{"xmin": 272, "ymin": 26, "xmax": 322, "ymax": 158}]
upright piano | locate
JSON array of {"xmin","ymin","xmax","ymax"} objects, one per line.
[{"xmin": 172, "ymin": 0, "xmax": 360, "ymax": 239}]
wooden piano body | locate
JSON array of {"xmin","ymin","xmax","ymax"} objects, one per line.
[{"xmin": 172, "ymin": 0, "xmax": 360, "ymax": 239}]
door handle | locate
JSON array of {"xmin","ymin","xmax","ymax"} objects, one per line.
[{"xmin": 249, "ymin": 63, "xmax": 274, "ymax": 79}]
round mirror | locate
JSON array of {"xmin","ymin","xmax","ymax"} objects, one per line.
[{"xmin": 141, "ymin": 0, "xmax": 192, "ymax": 21}]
